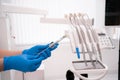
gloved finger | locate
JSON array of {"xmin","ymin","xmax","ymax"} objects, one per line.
[
  {"xmin": 30, "ymin": 45, "xmax": 48, "ymax": 54},
  {"xmin": 35, "ymin": 59, "xmax": 42, "ymax": 65},
  {"xmin": 44, "ymin": 49, "xmax": 51, "ymax": 57},
  {"xmin": 49, "ymin": 43, "xmax": 59, "ymax": 51},
  {"xmin": 27, "ymin": 54, "xmax": 40, "ymax": 59},
  {"xmin": 29, "ymin": 65, "xmax": 38, "ymax": 72},
  {"xmin": 30, "ymin": 56, "xmax": 44, "ymax": 64},
  {"xmin": 30, "ymin": 61, "xmax": 42, "ymax": 72},
  {"xmin": 33, "ymin": 53, "xmax": 47, "ymax": 60},
  {"xmin": 39, "ymin": 49, "xmax": 51, "ymax": 59},
  {"xmin": 24, "ymin": 45, "xmax": 49, "ymax": 55},
  {"xmin": 38, "ymin": 44, "xmax": 49, "ymax": 50}
]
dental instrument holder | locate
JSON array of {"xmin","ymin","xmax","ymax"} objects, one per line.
[
  {"xmin": 71, "ymin": 60, "xmax": 108, "ymax": 80},
  {"xmin": 70, "ymin": 51, "xmax": 108, "ymax": 80},
  {"xmin": 65, "ymin": 13, "xmax": 115, "ymax": 80}
]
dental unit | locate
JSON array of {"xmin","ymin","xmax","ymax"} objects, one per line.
[{"xmin": 64, "ymin": 13, "xmax": 114, "ymax": 80}]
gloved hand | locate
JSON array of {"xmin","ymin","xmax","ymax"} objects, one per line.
[
  {"xmin": 22, "ymin": 43, "xmax": 59, "ymax": 60},
  {"xmin": 3, "ymin": 43, "xmax": 59, "ymax": 72},
  {"xmin": 3, "ymin": 54, "xmax": 44, "ymax": 72}
]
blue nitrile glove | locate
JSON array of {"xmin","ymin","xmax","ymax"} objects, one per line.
[
  {"xmin": 37, "ymin": 43, "xmax": 58, "ymax": 60},
  {"xmin": 3, "ymin": 54, "xmax": 44, "ymax": 72},
  {"xmin": 22, "ymin": 43, "xmax": 59, "ymax": 59}
]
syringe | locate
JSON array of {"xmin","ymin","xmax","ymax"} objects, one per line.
[
  {"xmin": 38, "ymin": 35, "xmax": 66, "ymax": 55},
  {"xmin": 49, "ymin": 35, "xmax": 66, "ymax": 48}
]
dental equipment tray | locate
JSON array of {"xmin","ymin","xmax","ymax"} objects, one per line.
[{"xmin": 72, "ymin": 60, "xmax": 105, "ymax": 70}]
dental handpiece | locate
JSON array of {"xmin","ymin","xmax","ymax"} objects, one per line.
[{"xmin": 38, "ymin": 35, "xmax": 66, "ymax": 55}]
